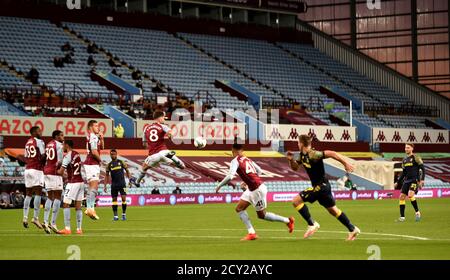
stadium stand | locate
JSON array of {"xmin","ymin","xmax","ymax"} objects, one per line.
[
  {"xmin": 62, "ymin": 22, "xmax": 259, "ymax": 111},
  {"xmin": 1, "ymin": 15, "xmax": 449, "ymax": 194},
  {"xmin": 0, "ymin": 16, "xmax": 114, "ymax": 96},
  {"xmin": 0, "ymin": 16, "xmax": 439, "ymax": 129}
]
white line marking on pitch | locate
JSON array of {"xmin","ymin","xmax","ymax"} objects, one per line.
[
  {"xmin": 0, "ymin": 232, "xmax": 427, "ymax": 241},
  {"xmin": 0, "ymin": 228, "xmax": 431, "ymax": 240}
]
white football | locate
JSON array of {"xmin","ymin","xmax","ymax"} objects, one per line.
[{"xmin": 194, "ymin": 137, "xmax": 207, "ymax": 149}]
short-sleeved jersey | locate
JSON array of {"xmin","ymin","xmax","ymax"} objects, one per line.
[
  {"xmin": 24, "ymin": 137, "xmax": 45, "ymax": 170},
  {"xmin": 229, "ymin": 156, "xmax": 263, "ymax": 191},
  {"xmin": 106, "ymin": 159, "xmax": 127, "ymax": 188},
  {"xmin": 43, "ymin": 140, "xmax": 63, "ymax": 175},
  {"xmin": 296, "ymin": 149, "xmax": 326, "ymax": 186},
  {"xmin": 62, "ymin": 150, "xmax": 84, "ymax": 183},
  {"xmin": 85, "ymin": 132, "xmax": 101, "ymax": 165},
  {"xmin": 399, "ymin": 154, "xmax": 425, "ymax": 183},
  {"xmin": 143, "ymin": 123, "xmax": 170, "ymax": 155}
]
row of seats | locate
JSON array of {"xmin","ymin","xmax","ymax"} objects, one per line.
[
  {"xmin": 63, "ymin": 21, "xmax": 257, "ymax": 111},
  {"xmin": 0, "ymin": 16, "xmax": 114, "ymax": 96}
]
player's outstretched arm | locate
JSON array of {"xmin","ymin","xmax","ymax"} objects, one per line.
[
  {"xmin": 324, "ymin": 150, "xmax": 354, "ymax": 173},
  {"xmin": 216, "ymin": 159, "xmax": 239, "ymax": 193},
  {"xmin": 286, "ymin": 151, "xmax": 300, "ymax": 171}
]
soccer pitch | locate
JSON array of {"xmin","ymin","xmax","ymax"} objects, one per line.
[{"xmin": 1, "ymin": 198, "xmax": 450, "ymax": 260}]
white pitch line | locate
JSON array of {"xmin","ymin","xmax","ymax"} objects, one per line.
[
  {"xmin": 0, "ymin": 232, "xmax": 428, "ymax": 241},
  {"xmin": 0, "ymin": 228, "xmax": 431, "ymax": 240}
]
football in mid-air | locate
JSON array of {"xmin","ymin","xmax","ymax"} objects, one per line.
[{"xmin": 194, "ymin": 137, "xmax": 207, "ymax": 149}]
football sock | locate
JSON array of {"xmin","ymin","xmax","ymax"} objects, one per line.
[
  {"xmin": 335, "ymin": 210, "xmax": 355, "ymax": 232},
  {"xmin": 137, "ymin": 171, "xmax": 146, "ymax": 184},
  {"xmin": 33, "ymin": 195, "xmax": 41, "ymax": 219},
  {"xmin": 172, "ymin": 156, "xmax": 185, "ymax": 169},
  {"xmin": 64, "ymin": 208, "xmax": 71, "ymax": 230},
  {"xmin": 44, "ymin": 199, "xmax": 52, "ymax": 224},
  {"xmin": 112, "ymin": 201, "xmax": 118, "ymax": 216},
  {"xmin": 87, "ymin": 189, "xmax": 98, "ymax": 209},
  {"xmin": 238, "ymin": 211, "xmax": 255, "ymax": 234},
  {"xmin": 122, "ymin": 201, "xmax": 127, "ymax": 214},
  {"xmin": 410, "ymin": 197, "xmax": 419, "ymax": 212},
  {"xmin": 23, "ymin": 195, "xmax": 32, "ymax": 219},
  {"xmin": 295, "ymin": 203, "xmax": 314, "ymax": 226},
  {"xmin": 51, "ymin": 199, "xmax": 61, "ymax": 225},
  {"xmin": 399, "ymin": 200, "xmax": 406, "ymax": 217},
  {"xmin": 264, "ymin": 212, "xmax": 289, "ymax": 223},
  {"xmin": 76, "ymin": 209, "xmax": 82, "ymax": 230}
]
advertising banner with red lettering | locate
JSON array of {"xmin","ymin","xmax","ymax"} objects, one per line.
[
  {"xmin": 96, "ymin": 188, "xmax": 450, "ymax": 207},
  {"xmin": 265, "ymin": 124, "xmax": 356, "ymax": 142},
  {"xmin": 184, "ymin": 156, "xmax": 310, "ymax": 183},
  {"xmin": 423, "ymin": 158, "xmax": 450, "ymax": 183},
  {"xmin": 372, "ymin": 127, "xmax": 449, "ymax": 144},
  {"xmin": 136, "ymin": 120, "xmax": 192, "ymax": 139},
  {"xmin": 136, "ymin": 120, "xmax": 245, "ymax": 141},
  {"xmin": 0, "ymin": 116, "xmax": 113, "ymax": 137},
  {"xmin": 192, "ymin": 121, "xmax": 245, "ymax": 141}
]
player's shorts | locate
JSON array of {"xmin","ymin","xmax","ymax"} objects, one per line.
[
  {"xmin": 300, "ymin": 181, "xmax": 336, "ymax": 208},
  {"xmin": 24, "ymin": 169, "xmax": 44, "ymax": 188},
  {"xmin": 64, "ymin": 182, "xmax": 85, "ymax": 203},
  {"xmin": 111, "ymin": 185, "xmax": 127, "ymax": 197},
  {"xmin": 401, "ymin": 180, "xmax": 419, "ymax": 195},
  {"xmin": 144, "ymin": 150, "xmax": 183, "ymax": 167},
  {"xmin": 44, "ymin": 175, "xmax": 63, "ymax": 191},
  {"xmin": 83, "ymin": 164, "xmax": 100, "ymax": 183},
  {"xmin": 240, "ymin": 183, "xmax": 268, "ymax": 211}
]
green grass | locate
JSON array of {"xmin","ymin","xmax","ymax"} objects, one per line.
[{"xmin": 1, "ymin": 198, "xmax": 450, "ymax": 260}]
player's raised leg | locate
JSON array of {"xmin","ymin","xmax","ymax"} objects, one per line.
[
  {"xmin": 85, "ymin": 172, "xmax": 100, "ymax": 220},
  {"xmin": 166, "ymin": 151, "xmax": 186, "ymax": 169},
  {"xmin": 135, "ymin": 162, "xmax": 149, "ymax": 187},
  {"xmin": 252, "ymin": 184, "xmax": 294, "ymax": 233},
  {"xmin": 292, "ymin": 194, "xmax": 319, "ymax": 238}
]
